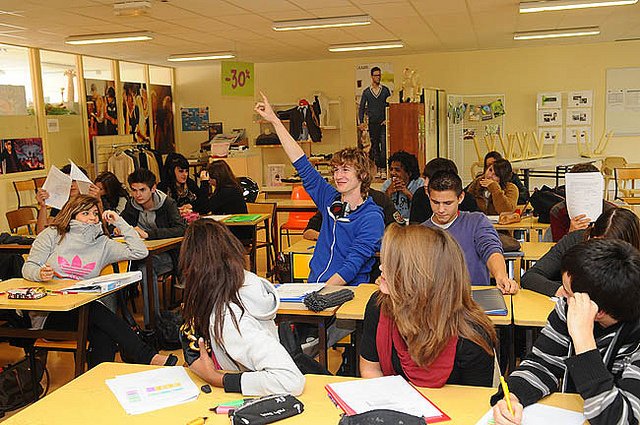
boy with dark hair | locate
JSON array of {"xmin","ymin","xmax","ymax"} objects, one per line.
[
  {"xmin": 409, "ymin": 157, "xmax": 478, "ymax": 223},
  {"xmin": 122, "ymin": 168, "xmax": 186, "ymax": 325},
  {"xmin": 381, "ymin": 151, "xmax": 423, "ymax": 221},
  {"xmin": 492, "ymin": 238, "xmax": 640, "ymax": 425},
  {"xmin": 422, "ymin": 171, "xmax": 517, "ymax": 294}
]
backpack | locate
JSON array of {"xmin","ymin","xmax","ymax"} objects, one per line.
[
  {"xmin": 529, "ymin": 185, "xmax": 565, "ymax": 224},
  {"xmin": 0, "ymin": 351, "xmax": 47, "ymax": 417},
  {"xmin": 155, "ymin": 309, "xmax": 184, "ymax": 350},
  {"xmin": 277, "ymin": 322, "xmax": 331, "ymax": 375}
]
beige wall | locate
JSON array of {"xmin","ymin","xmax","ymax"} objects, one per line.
[{"xmin": 175, "ymin": 40, "xmax": 640, "ymax": 180}]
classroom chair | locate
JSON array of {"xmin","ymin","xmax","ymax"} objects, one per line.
[
  {"xmin": 280, "ymin": 186, "xmax": 315, "ymax": 249},
  {"xmin": 615, "ymin": 167, "xmax": 640, "ymax": 204},
  {"xmin": 13, "ymin": 179, "xmax": 38, "ymax": 211},
  {"xmin": 6, "ymin": 208, "xmax": 36, "ymax": 235},
  {"xmin": 602, "ymin": 157, "xmax": 627, "ymax": 200}
]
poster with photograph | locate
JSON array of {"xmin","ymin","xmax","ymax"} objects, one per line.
[
  {"xmin": 0, "ymin": 138, "xmax": 45, "ymax": 174},
  {"xmin": 122, "ymin": 82, "xmax": 150, "ymax": 143},
  {"xmin": 537, "ymin": 92, "xmax": 562, "ymax": 109},
  {"xmin": 86, "ymin": 79, "xmax": 118, "ymax": 138},
  {"xmin": 568, "ymin": 90, "xmax": 593, "ymax": 108},
  {"xmin": 490, "ymin": 99, "xmax": 505, "ymax": 117},
  {"xmin": 567, "ymin": 108, "xmax": 592, "ymax": 126},
  {"xmin": 540, "ymin": 128, "xmax": 562, "ymax": 145},
  {"xmin": 0, "ymin": 85, "xmax": 27, "ymax": 115},
  {"xmin": 537, "ymin": 108, "xmax": 562, "ymax": 126},
  {"xmin": 149, "ymin": 84, "xmax": 175, "ymax": 154},
  {"xmin": 267, "ymin": 164, "xmax": 285, "ymax": 187},
  {"xmin": 181, "ymin": 107, "xmax": 209, "ymax": 131},
  {"xmin": 566, "ymin": 127, "xmax": 592, "ymax": 145},
  {"xmin": 208, "ymin": 122, "xmax": 223, "ymax": 141}
]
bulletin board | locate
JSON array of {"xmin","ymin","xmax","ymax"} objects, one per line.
[{"xmin": 606, "ymin": 67, "xmax": 640, "ymax": 136}]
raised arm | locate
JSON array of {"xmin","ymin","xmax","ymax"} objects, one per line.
[{"xmin": 254, "ymin": 92, "xmax": 305, "ymax": 164}]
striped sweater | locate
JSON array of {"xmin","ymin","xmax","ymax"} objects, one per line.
[{"xmin": 491, "ymin": 298, "xmax": 640, "ymax": 424}]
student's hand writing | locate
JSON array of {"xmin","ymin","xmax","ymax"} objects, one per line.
[
  {"xmin": 36, "ymin": 189, "xmax": 49, "ymax": 208},
  {"xmin": 39, "ymin": 264, "xmax": 54, "ymax": 281},
  {"xmin": 496, "ymin": 276, "xmax": 519, "ymax": 295},
  {"xmin": 189, "ymin": 337, "xmax": 224, "ymax": 387},
  {"xmin": 566, "ymin": 292, "xmax": 598, "ymax": 354},
  {"xmin": 569, "ymin": 214, "xmax": 591, "ymax": 233},
  {"xmin": 102, "ymin": 210, "xmax": 119, "ymax": 224},
  {"xmin": 492, "ymin": 393, "xmax": 523, "ymax": 425},
  {"xmin": 254, "ymin": 92, "xmax": 279, "ymax": 124},
  {"xmin": 134, "ymin": 226, "xmax": 149, "ymax": 239}
]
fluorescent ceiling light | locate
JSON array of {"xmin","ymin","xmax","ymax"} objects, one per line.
[
  {"xmin": 273, "ymin": 15, "xmax": 370, "ymax": 31},
  {"xmin": 65, "ymin": 31, "xmax": 152, "ymax": 45},
  {"xmin": 520, "ymin": 0, "xmax": 637, "ymax": 13},
  {"xmin": 167, "ymin": 52, "xmax": 236, "ymax": 62},
  {"xmin": 329, "ymin": 40, "xmax": 404, "ymax": 52},
  {"xmin": 514, "ymin": 26, "xmax": 600, "ymax": 39}
]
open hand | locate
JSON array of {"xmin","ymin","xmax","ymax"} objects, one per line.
[
  {"xmin": 254, "ymin": 92, "xmax": 279, "ymax": 124},
  {"xmin": 569, "ymin": 214, "xmax": 591, "ymax": 232}
]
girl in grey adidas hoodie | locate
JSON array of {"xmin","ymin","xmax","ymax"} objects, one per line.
[
  {"xmin": 22, "ymin": 195, "xmax": 175, "ymax": 368},
  {"xmin": 181, "ymin": 219, "xmax": 305, "ymax": 396}
]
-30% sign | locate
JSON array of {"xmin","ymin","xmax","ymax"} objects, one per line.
[{"xmin": 221, "ymin": 61, "xmax": 254, "ymax": 97}]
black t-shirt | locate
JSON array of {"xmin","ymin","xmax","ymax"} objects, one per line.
[{"xmin": 361, "ymin": 292, "xmax": 495, "ymax": 387}]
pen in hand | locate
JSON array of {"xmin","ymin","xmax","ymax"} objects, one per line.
[{"xmin": 500, "ymin": 376, "xmax": 515, "ymax": 416}]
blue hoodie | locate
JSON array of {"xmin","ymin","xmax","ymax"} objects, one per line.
[{"xmin": 293, "ymin": 156, "xmax": 383, "ymax": 286}]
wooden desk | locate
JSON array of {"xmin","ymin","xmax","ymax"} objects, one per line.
[
  {"xmin": 521, "ymin": 241, "xmax": 555, "ymax": 268},
  {"xmin": 512, "ymin": 289, "xmax": 556, "ymax": 352},
  {"xmin": 494, "ymin": 216, "xmax": 550, "ymax": 241},
  {"xmin": 0, "ymin": 278, "xmax": 138, "ymax": 378},
  {"xmin": 142, "ymin": 237, "xmax": 183, "ymax": 328},
  {"xmin": 3, "ymin": 363, "xmax": 585, "ymax": 425},
  {"xmin": 275, "ymin": 199, "xmax": 317, "ymax": 213}
]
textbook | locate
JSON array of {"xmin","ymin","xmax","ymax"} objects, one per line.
[
  {"xmin": 472, "ymin": 288, "xmax": 508, "ymax": 316},
  {"xmin": 224, "ymin": 214, "xmax": 263, "ymax": 223},
  {"xmin": 275, "ymin": 283, "xmax": 325, "ymax": 302},
  {"xmin": 62, "ymin": 271, "xmax": 142, "ymax": 293},
  {"xmin": 325, "ymin": 375, "xmax": 450, "ymax": 422}
]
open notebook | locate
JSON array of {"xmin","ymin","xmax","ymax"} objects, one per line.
[{"xmin": 325, "ymin": 375, "xmax": 450, "ymax": 423}]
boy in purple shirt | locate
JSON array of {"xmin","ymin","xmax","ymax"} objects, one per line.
[{"xmin": 422, "ymin": 171, "xmax": 518, "ymax": 294}]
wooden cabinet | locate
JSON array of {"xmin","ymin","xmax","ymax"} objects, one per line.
[{"xmin": 388, "ymin": 103, "xmax": 427, "ymax": 172}]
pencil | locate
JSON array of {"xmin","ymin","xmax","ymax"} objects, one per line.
[{"xmin": 500, "ymin": 376, "xmax": 514, "ymax": 416}]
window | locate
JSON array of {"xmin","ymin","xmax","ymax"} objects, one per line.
[
  {"xmin": 0, "ymin": 44, "xmax": 34, "ymax": 116},
  {"xmin": 40, "ymin": 50, "xmax": 79, "ymax": 115}
]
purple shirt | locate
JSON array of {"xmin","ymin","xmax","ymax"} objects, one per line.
[{"xmin": 423, "ymin": 212, "xmax": 503, "ymax": 285}]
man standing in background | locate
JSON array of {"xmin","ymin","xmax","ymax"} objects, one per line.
[{"xmin": 358, "ymin": 66, "xmax": 391, "ymax": 176}]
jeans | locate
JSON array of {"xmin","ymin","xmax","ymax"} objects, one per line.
[
  {"xmin": 45, "ymin": 302, "xmax": 156, "ymax": 368},
  {"xmin": 368, "ymin": 122, "xmax": 387, "ymax": 169}
]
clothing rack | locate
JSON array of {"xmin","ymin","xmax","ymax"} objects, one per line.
[{"xmin": 92, "ymin": 134, "xmax": 139, "ymax": 177}]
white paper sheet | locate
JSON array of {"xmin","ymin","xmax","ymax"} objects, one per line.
[
  {"xmin": 565, "ymin": 172, "xmax": 604, "ymax": 222},
  {"xmin": 42, "ymin": 165, "xmax": 72, "ymax": 210},
  {"xmin": 106, "ymin": 367, "xmax": 199, "ymax": 415},
  {"xmin": 474, "ymin": 403, "xmax": 586, "ymax": 425},
  {"xmin": 201, "ymin": 214, "xmax": 232, "ymax": 222},
  {"xmin": 326, "ymin": 375, "xmax": 445, "ymax": 419},
  {"xmin": 276, "ymin": 283, "xmax": 325, "ymax": 301},
  {"xmin": 69, "ymin": 159, "xmax": 93, "ymax": 195}
]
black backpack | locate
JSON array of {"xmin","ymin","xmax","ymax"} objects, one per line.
[
  {"xmin": 529, "ymin": 185, "xmax": 564, "ymax": 224},
  {"xmin": 0, "ymin": 351, "xmax": 47, "ymax": 417}
]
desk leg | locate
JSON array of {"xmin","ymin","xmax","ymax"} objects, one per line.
[
  {"xmin": 146, "ymin": 256, "xmax": 157, "ymax": 329},
  {"xmin": 250, "ymin": 225, "xmax": 257, "ymax": 273},
  {"xmin": 26, "ymin": 345, "xmax": 39, "ymax": 402},
  {"xmin": 75, "ymin": 305, "xmax": 89, "ymax": 377},
  {"xmin": 353, "ymin": 321, "xmax": 363, "ymax": 377},
  {"xmin": 318, "ymin": 318, "xmax": 328, "ymax": 368}
]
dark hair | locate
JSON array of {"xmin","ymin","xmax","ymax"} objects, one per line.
[
  {"xmin": 423, "ymin": 158, "xmax": 458, "ymax": 179},
  {"xmin": 589, "ymin": 207, "xmax": 640, "ymax": 249},
  {"xmin": 207, "ymin": 160, "xmax": 240, "ymax": 190},
  {"xmin": 95, "ymin": 171, "xmax": 128, "ymax": 209},
  {"xmin": 388, "ymin": 151, "xmax": 420, "ymax": 181},
  {"xmin": 180, "ymin": 219, "xmax": 245, "ymax": 346},
  {"xmin": 127, "ymin": 168, "xmax": 156, "ymax": 188},
  {"xmin": 483, "ymin": 151, "xmax": 503, "ymax": 170},
  {"xmin": 561, "ymin": 239, "xmax": 640, "ymax": 322},
  {"xmin": 371, "ymin": 66, "xmax": 381, "ymax": 76},
  {"xmin": 60, "ymin": 163, "xmax": 88, "ymax": 176},
  {"xmin": 106, "ymin": 87, "xmax": 115, "ymax": 98},
  {"xmin": 428, "ymin": 171, "xmax": 463, "ymax": 196},
  {"xmin": 491, "ymin": 159, "xmax": 513, "ymax": 189},
  {"xmin": 570, "ymin": 162, "xmax": 599, "ymax": 173},
  {"xmin": 161, "ymin": 153, "xmax": 190, "ymax": 193}
]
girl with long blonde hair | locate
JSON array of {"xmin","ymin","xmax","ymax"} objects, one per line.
[{"xmin": 360, "ymin": 224, "xmax": 497, "ymax": 387}]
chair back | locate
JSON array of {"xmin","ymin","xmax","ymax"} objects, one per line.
[
  {"xmin": 615, "ymin": 167, "xmax": 640, "ymax": 203},
  {"xmin": 291, "ymin": 185, "xmax": 312, "ymax": 201},
  {"xmin": 286, "ymin": 186, "xmax": 315, "ymax": 225},
  {"xmin": 100, "ymin": 260, "xmax": 130, "ymax": 275},
  {"xmin": 13, "ymin": 179, "xmax": 37, "ymax": 210},
  {"xmin": 6, "ymin": 208, "xmax": 36, "ymax": 234},
  {"xmin": 33, "ymin": 176, "xmax": 46, "ymax": 190}
]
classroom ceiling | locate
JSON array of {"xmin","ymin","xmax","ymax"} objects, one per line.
[{"xmin": 0, "ymin": 0, "xmax": 639, "ymax": 66}]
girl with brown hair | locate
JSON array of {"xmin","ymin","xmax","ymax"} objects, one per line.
[
  {"xmin": 468, "ymin": 158, "xmax": 518, "ymax": 214},
  {"xmin": 22, "ymin": 195, "xmax": 176, "ymax": 368},
  {"xmin": 360, "ymin": 224, "xmax": 497, "ymax": 387},
  {"xmin": 180, "ymin": 219, "xmax": 304, "ymax": 396}
]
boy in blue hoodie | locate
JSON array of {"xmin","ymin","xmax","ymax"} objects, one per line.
[
  {"xmin": 256, "ymin": 93, "xmax": 383, "ymax": 286},
  {"xmin": 122, "ymin": 168, "xmax": 186, "ymax": 325}
]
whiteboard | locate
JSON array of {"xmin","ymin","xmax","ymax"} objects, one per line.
[{"xmin": 606, "ymin": 67, "xmax": 640, "ymax": 136}]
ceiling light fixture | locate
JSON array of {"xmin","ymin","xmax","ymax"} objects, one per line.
[
  {"xmin": 65, "ymin": 31, "xmax": 153, "ymax": 45},
  {"xmin": 328, "ymin": 40, "xmax": 404, "ymax": 52},
  {"xmin": 113, "ymin": 1, "xmax": 151, "ymax": 16},
  {"xmin": 514, "ymin": 26, "xmax": 600, "ymax": 39},
  {"xmin": 273, "ymin": 15, "xmax": 370, "ymax": 31},
  {"xmin": 167, "ymin": 51, "xmax": 236, "ymax": 62},
  {"xmin": 520, "ymin": 0, "xmax": 637, "ymax": 13}
]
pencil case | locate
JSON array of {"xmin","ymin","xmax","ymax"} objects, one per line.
[
  {"xmin": 229, "ymin": 394, "xmax": 304, "ymax": 425},
  {"xmin": 338, "ymin": 409, "xmax": 427, "ymax": 425},
  {"xmin": 7, "ymin": 287, "xmax": 47, "ymax": 300}
]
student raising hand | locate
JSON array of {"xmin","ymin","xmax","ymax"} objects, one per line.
[{"xmin": 254, "ymin": 91, "xmax": 279, "ymax": 124}]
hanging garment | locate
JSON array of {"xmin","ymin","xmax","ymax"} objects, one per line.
[{"xmin": 281, "ymin": 98, "xmax": 322, "ymax": 142}]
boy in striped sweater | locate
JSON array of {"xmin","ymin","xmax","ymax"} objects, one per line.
[{"xmin": 491, "ymin": 238, "xmax": 640, "ymax": 425}]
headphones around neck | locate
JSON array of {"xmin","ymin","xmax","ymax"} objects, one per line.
[{"xmin": 328, "ymin": 199, "xmax": 351, "ymax": 222}]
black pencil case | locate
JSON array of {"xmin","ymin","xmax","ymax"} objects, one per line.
[
  {"xmin": 229, "ymin": 394, "xmax": 304, "ymax": 425},
  {"xmin": 338, "ymin": 409, "xmax": 427, "ymax": 425}
]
